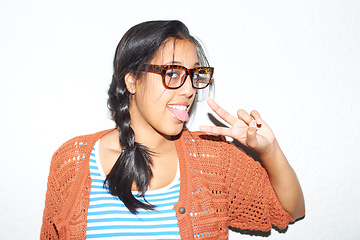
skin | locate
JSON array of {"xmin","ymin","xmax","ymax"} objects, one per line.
[
  {"xmin": 100, "ymin": 37, "xmax": 305, "ymax": 220},
  {"xmin": 200, "ymin": 100, "xmax": 305, "ymax": 220}
]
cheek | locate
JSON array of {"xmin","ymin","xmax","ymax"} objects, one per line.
[
  {"xmin": 143, "ymin": 79, "xmax": 175, "ymax": 103},
  {"xmin": 135, "ymin": 80, "xmax": 175, "ymax": 112}
]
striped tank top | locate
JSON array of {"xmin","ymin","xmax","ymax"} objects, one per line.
[{"xmin": 86, "ymin": 140, "xmax": 181, "ymax": 239}]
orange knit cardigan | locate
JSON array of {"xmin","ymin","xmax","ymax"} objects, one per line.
[{"xmin": 41, "ymin": 129, "xmax": 294, "ymax": 239}]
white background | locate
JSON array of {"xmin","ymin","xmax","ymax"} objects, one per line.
[{"xmin": 1, "ymin": 0, "xmax": 360, "ymax": 239}]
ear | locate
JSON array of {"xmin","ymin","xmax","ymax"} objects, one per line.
[{"xmin": 124, "ymin": 73, "xmax": 136, "ymax": 94}]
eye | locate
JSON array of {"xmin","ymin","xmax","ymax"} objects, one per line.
[
  {"xmin": 193, "ymin": 73, "xmax": 199, "ymax": 80},
  {"xmin": 166, "ymin": 71, "xmax": 180, "ymax": 79}
]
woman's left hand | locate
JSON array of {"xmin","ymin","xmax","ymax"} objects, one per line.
[
  {"xmin": 200, "ymin": 99, "xmax": 306, "ymax": 220},
  {"xmin": 200, "ymin": 99, "xmax": 276, "ymax": 155}
]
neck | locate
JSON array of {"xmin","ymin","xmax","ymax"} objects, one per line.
[{"xmin": 132, "ymin": 125, "xmax": 179, "ymax": 154}]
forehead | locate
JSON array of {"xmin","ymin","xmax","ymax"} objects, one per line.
[{"xmin": 150, "ymin": 38, "xmax": 199, "ymax": 66}]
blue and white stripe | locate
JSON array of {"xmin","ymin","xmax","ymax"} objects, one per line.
[{"xmin": 86, "ymin": 140, "xmax": 181, "ymax": 239}]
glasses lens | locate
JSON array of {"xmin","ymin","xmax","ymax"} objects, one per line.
[
  {"xmin": 164, "ymin": 68, "xmax": 185, "ymax": 88},
  {"xmin": 193, "ymin": 68, "xmax": 212, "ymax": 89}
]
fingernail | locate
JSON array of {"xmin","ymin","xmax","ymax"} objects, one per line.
[{"xmin": 256, "ymin": 118, "xmax": 262, "ymax": 125}]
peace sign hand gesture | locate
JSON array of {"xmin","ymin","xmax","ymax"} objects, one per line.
[
  {"xmin": 199, "ymin": 99, "xmax": 276, "ymax": 155},
  {"xmin": 199, "ymin": 99, "xmax": 305, "ymax": 220}
]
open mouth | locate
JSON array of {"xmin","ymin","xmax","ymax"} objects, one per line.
[{"xmin": 167, "ymin": 104, "xmax": 189, "ymax": 122}]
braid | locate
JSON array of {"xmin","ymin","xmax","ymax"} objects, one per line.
[{"xmin": 105, "ymin": 75, "xmax": 154, "ymax": 214}]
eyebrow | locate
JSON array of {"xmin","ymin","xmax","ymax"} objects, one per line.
[{"xmin": 164, "ymin": 61, "xmax": 200, "ymax": 67}]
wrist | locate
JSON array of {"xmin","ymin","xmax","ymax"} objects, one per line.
[
  {"xmin": 259, "ymin": 139, "xmax": 281, "ymax": 160},
  {"xmin": 258, "ymin": 139, "xmax": 292, "ymax": 176}
]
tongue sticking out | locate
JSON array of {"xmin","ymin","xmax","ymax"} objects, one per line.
[{"xmin": 167, "ymin": 106, "xmax": 189, "ymax": 122}]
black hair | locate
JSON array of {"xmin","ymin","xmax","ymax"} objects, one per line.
[{"xmin": 106, "ymin": 20, "xmax": 209, "ymax": 214}]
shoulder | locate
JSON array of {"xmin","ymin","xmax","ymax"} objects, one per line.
[
  {"xmin": 178, "ymin": 129, "xmax": 251, "ymax": 160},
  {"xmin": 56, "ymin": 129, "xmax": 114, "ymax": 151},
  {"xmin": 51, "ymin": 129, "xmax": 115, "ymax": 168},
  {"xmin": 180, "ymin": 130, "xmax": 239, "ymax": 149},
  {"xmin": 179, "ymin": 130, "xmax": 226, "ymax": 143}
]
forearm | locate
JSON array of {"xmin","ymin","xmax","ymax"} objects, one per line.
[{"xmin": 259, "ymin": 140, "xmax": 305, "ymax": 220}]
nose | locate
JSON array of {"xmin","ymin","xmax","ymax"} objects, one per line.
[{"xmin": 179, "ymin": 75, "xmax": 195, "ymax": 97}]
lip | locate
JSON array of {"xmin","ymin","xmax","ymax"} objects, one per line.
[
  {"xmin": 167, "ymin": 102, "xmax": 190, "ymax": 108},
  {"xmin": 166, "ymin": 102, "xmax": 190, "ymax": 112}
]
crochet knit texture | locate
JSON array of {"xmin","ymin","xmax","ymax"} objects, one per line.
[{"xmin": 41, "ymin": 129, "xmax": 294, "ymax": 239}]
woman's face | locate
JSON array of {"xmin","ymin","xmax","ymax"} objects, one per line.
[{"xmin": 129, "ymin": 38, "xmax": 198, "ymax": 138}]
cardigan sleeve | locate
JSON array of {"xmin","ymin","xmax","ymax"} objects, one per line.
[
  {"xmin": 40, "ymin": 136, "xmax": 92, "ymax": 239},
  {"xmin": 40, "ymin": 129, "xmax": 113, "ymax": 239},
  {"xmin": 224, "ymin": 142, "xmax": 294, "ymax": 232},
  {"xmin": 40, "ymin": 142, "xmax": 69, "ymax": 239}
]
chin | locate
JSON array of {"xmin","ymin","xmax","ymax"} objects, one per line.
[{"xmin": 160, "ymin": 123, "xmax": 185, "ymax": 138}]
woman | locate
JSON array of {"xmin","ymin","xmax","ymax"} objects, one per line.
[{"xmin": 41, "ymin": 20, "xmax": 304, "ymax": 239}]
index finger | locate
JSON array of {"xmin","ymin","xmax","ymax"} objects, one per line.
[{"xmin": 207, "ymin": 99, "xmax": 240, "ymax": 126}]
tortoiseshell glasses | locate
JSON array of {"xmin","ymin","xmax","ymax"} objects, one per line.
[{"xmin": 141, "ymin": 64, "xmax": 214, "ymax": 89}]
